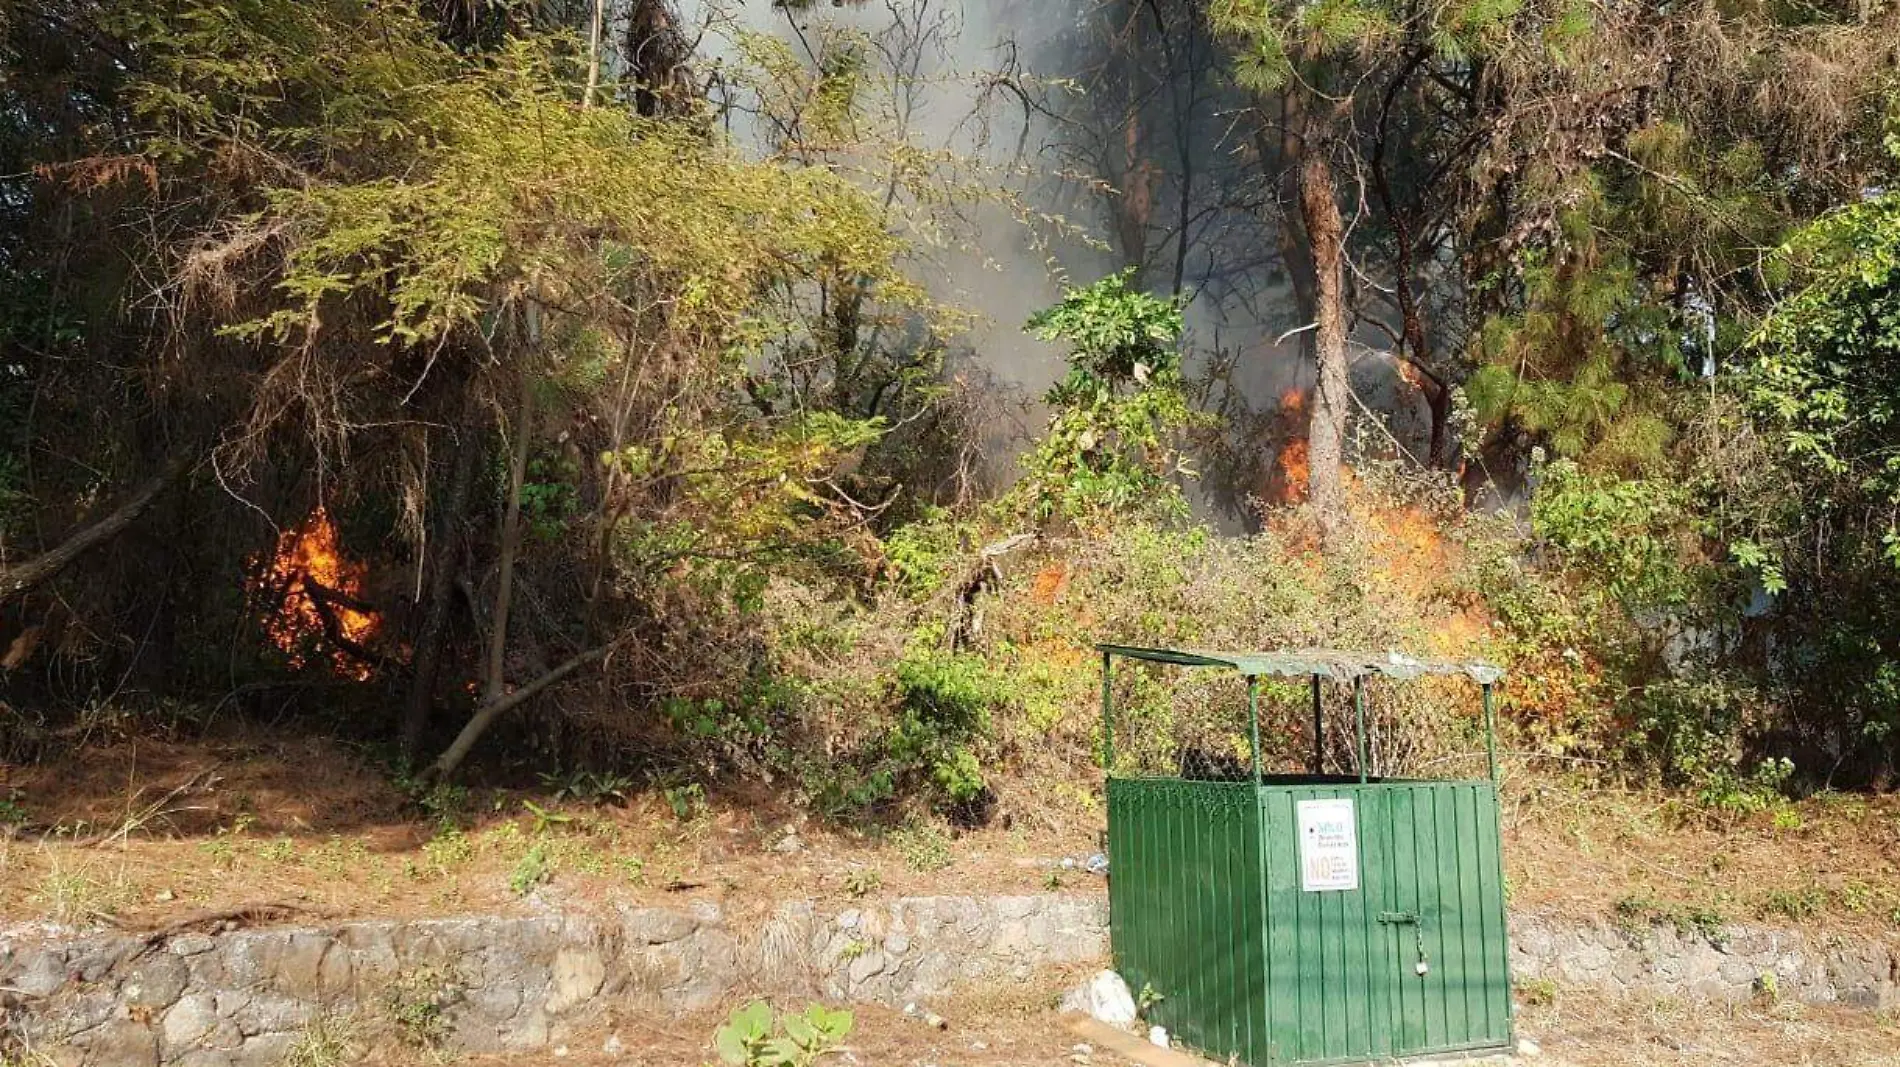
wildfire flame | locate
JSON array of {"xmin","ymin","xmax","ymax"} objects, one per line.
[
  {"xmin": 1277, "ymin": 440, "xmax": 1310, "ymax": 502},
  {"xmin": 1272, "ymin": 387, "xmax": 1310, "ymax": 503},
  {"xmin": 251, "ymin": 506, "xmax": 378, "ymax": 678}
]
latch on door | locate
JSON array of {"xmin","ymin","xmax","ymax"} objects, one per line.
[{"xmin": 1378, "ymin": 912, "xmax": 1431, "ymax": 975}]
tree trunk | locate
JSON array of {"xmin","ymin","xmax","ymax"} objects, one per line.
[
  {"xmin": 583, "ymin": 0, "xmax": 604, "ymax": 108},
  {"xmin": 400, "ymin": 437, "xmax": 479, "ymax": 761},
  {"xmin": 424, "ymin": 645, "xmax": 608, "ymax": 782},
  {"xmin": 1370, "ymin": 49, "xmax": 1455, "ymax": 470},
  {"xmin": 483, "ymin": 383, "xmax": 534, "ymax": 706},
  {"xmin": 1299, "ymin": 132, "xmax": 1350, "ymax": 539},
  {"xmin": 1, "ymin": 457, "xmax": 187, "ymax": 605}
]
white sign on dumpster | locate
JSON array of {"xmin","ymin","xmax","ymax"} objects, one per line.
[{"xmin": 1297, "ymin": 798, "xmax": 1359, "ymax": 892}]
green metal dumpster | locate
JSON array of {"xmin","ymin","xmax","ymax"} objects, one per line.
[{"xmin": 1099, "ymin": 645, "xmax": 1513, "ymax": 1066}]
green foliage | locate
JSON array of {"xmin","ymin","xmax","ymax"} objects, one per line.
[
  {"xmin": 891, "ymin": 648, "xmax": 996, "ymax": 803},
  {"xmin": 383, "ymin": 969, "xmax": 457, "ymax": 1049},
  {"xmin": 663, "ymin": 781, "xmax": 708, "ymax": 821},
  {"xmin": 1760, "ymin": 885, "xmax": 1827, "ymax": 922},
  {"xmin": 1515, "ymin": 977, "xmax": 1558, "ymax": 1009},
  {"xmin": 1530, "ymin": 458, "xmax": 1696, "ymax": 608},
  {"xmin": 0, "ymin": 791, "xmax": 26, "ymax": 827},
  {"xmin": 842, "ymin": 868, "xmax": 881, "ymax": 898},
  {"xmin": 536, "ymin": 769, "xmax": 632, "ymax": 805},
  {"xmin": 1015, "ymin": 271, "xmax": 1201, "ymax": 524},
  {"xmin": 1630, "ymin": 671, "xmax": 1789, "ymax": 812},
  {"xmin": 508, "ymin": 842, "xmax": 553, "ymax": 896},
  {"xmin": 1612, "ymin": 894, "xmax": 1726, "ymax": 941},
  {"xmin": 883, "ymin": 508, "xmax": 975, "ymax": 599},
  {"xmin": 889, "ymin": 820, "xmax": 953, "ymax": 873},
  {"xmin": 713, "ymin": 1001, "xmax": 853, "ymax": 1067},
  {"xmin": 124, "ymin": 1, "xmax": 909, "ymax": 350},
  {"xmin": 1749, "ymin": 170, "xmax": 1900, "ymax": 565},
  {"xmin": 422, "ymin": 827, "xmax": 473, "ymax": 873}
]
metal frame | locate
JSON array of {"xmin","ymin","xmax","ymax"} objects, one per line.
[{"xmin": 1098, "ymin": 644, "xmax": 1504, "ymax": 784}]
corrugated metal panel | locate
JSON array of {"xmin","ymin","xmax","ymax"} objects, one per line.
[{"xmin": 1107, "ymin": 778, "xmax": 1512, "ymax": 1066}]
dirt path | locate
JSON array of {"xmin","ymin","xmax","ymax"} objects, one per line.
[{"xmin": 349, "ymin": 982, "xmax": 1900, "ymax": 1066}]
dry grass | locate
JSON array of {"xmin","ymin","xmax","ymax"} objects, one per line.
[
  {"xmin": 1517, "ymin": 984, "xmax": 1900, "ymax": 1066},
  {"xmin": 4, "ymin": 732, "xmax": 1898, "ymax": 944},
  {"xmin": 0, "ymin": 733, "xmax": 1107, "ymax": 931},
  {"xmin": 1502, "ymin": 769, "xmax": 1900, "ymax": 935}
]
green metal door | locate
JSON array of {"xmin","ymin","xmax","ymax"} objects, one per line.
[
  {"xmin": 1257, "ymin": 785, "xmax": 1393, "ymax": 1064},
  {"xmin": 1373, "ymin": 783, "xmax": 1514, "ymax": 1059},
  {"xmin": 1257, "ymin": 782, "xmax": 1512, "ymax": 1064}
]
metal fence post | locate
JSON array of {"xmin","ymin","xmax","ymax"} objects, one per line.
[
  {"xmin": 1353, "ymin": 675, "xmax": 1368, "ymax": 784},
  {"xmin": 1310, "ymin": 673, "xmax": 1323, "ymax": 775},
  {"xmin": 1248, "ymin": 675, "xmax": 1263, "ymax": 785},
  {"xmin": 1482, "ymin": 681, "xmax": 1497, "ymax": 784},
  {"xmin": 1101, "ymin": 650, "xmax": 1114, "ymax": 774}
]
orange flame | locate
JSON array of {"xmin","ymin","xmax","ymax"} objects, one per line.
[
  {"xmin": 1277, "ymin": 440, "xmax": 1310, "ymax": 503},
  {"xmin": 251, "ymin": 506, "xmax": 377, "ymax": 678},
  {"xmin": 1269, "ymin": 388, "xmax": 1310, "ymax": 504}
]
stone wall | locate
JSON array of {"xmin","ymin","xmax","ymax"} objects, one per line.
[
  {"xmin": 5, "ymin": 896, "xmax": 1897, "ymax": 1066},
  {"xmin": 1508, "ymin": 912, "xmax": 1900, "ymax": 1011},
  {"xmin": 0, "ymin": 895, "xmax": 1107, "ymax": 1066}
]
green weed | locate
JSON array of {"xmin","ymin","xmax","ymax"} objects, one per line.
[
  {"xmin": 889, "ymin": 820, "xmax": 952, "ymax": 873},
  {"xmin": 509, "ymin": 842, "xmax": 553, "ymax": 895},
  {"xmin": 383, "ymin": 969, "xmax": 456, "ymax": 1049},
  {"xmin": 713, "ymin": 1001, "xmax": 853, "ymax": 1067},
  {"xmin": 842, "ymin": 868, "xmax": 880, "ymax": 898},
  {"xmin": 1515, "ymin": 977, "xmax": 1558, "ymax": 1008},
  {"xmin": 422, "ymin": 826, "xmax": 473, "ymax": 872},
  {"xmin": 1761, "ymin": 886, "xmax": 1826, "ymax": 921},
  {"xmin": 617, "ymin": 855, "xmax": 647, "ymax": 886}
]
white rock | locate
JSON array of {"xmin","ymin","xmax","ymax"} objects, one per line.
[
  {"xmin": 602, "ymin": 1034, "xmax": 625, "ymax": 1056},
  {"xmin": 1058, "ymin": 970, "xmax": 1138, "ymax": 1027},
  {"xmin": 1516, "ymin": 1037, "xmax": 1543, "ymax": 1058},
  {"xmin": 1149, "ymin": 1026, "xmax": 1170, "ymax": 1048}
]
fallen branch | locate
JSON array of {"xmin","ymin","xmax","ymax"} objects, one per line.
[
  {"xmin": 423, "ymin": 644, "xmax": 612, "ymax": 782},
  {"xmin": 1, "ymin": 457, "xmax": 190, "ymax": 605},
  {"xmin": 115, "ymin": 901, "xmax": 326, "ymax": 943}
]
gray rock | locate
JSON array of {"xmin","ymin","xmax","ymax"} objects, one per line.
[
  {"xmin": 232, "ymin": 1032, "xmax": 299, "ymax": 1067},
  {"xmin": 123, "ymin": 953, "xmax": 191, "ymax": 1011},
  {"xmin": 161, "ymin": 993, "xmax": 241, "ymax": 1057},
  {"xmin": 621, "ymin": 908, "xmax": 698, "ymax": 946},
  {"xmin": 847, "ymin": 949, "xmax": 888, "ymax": 986},
  {"xmin": 544, "ymin": 948, "xmax": 606, "ymax": 1016},
  {"xmin": 83, "ymin": 1019, "xmax": 159, "ymax": 1067},
  {"xmin": 5, "ymin": 945, "xmax": 70, "ymax": 998},
  {"xmin": 229, "ymin": 992, "xmax": 311, "ymax": 1035},
  {"xmin": 167, "ymin": 935, "xmax": 216, "ymax": 957},
  {"xmin": 271, "ymin": 933, "xmax": 334, "ymax": 1000}
]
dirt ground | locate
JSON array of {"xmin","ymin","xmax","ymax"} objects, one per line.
[
  {"xmin": 4, "ymin": 731, "xmax": 1897, "ymax": 938},
  {"xmin": 350, "ymin": 978, "xmax": 1900, "ymax": 1066}
]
